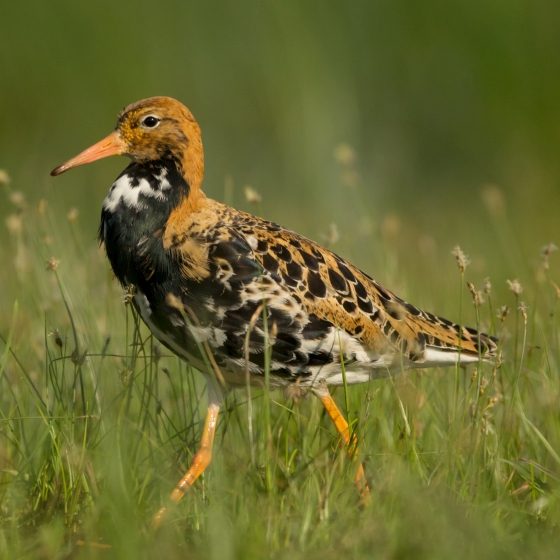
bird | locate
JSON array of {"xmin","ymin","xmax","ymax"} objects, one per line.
[{"xmin": 51, "ymin": 96, "xmax": 497, "ymax": 526}]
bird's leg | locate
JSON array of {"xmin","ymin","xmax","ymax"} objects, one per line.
[
  {"xmin": 313, "ymin": 383, "xmax": 369, "ymax": 499},
  {"xmin": 153, "ymin": 401, "xmax": 220, "ymax": 529}
]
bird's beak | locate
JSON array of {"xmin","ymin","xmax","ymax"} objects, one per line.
[{"xmin": 50, "ymin": 131, "xmax": 126, "ymax": 176}]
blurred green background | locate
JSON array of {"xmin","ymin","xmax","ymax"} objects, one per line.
[
  {"xmin": 1, "ymin": 1, "xmax": 560, "ymax": 558},
  {"xmin": 2, "ymin": 0, "xmax": 559, "ymax": 281}
]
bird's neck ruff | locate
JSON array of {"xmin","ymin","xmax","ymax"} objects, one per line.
[{"xmin": 101, "ymin": 156, "xmax": 205, "ymax": 217}]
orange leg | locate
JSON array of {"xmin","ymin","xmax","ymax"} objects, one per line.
[
  {"xmin": 316, "ymin": 390, "xmax": 370, "ymax": 499},
  {"xmin": 153, "ymin": 402, "xmax": 220, "ymax": 529}
]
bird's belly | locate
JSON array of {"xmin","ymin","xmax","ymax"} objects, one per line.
[{"xmin": 132, "ymin": 287, "xmax": 396, "ymax": 389}]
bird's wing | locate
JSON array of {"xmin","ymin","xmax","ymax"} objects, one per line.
[
  {"xmin": 225, "ymin": 209, "xmax": 497, "ymax": 367},
  {"xmin": 161, "ymin": 203, "xmax": 496, "ymax": 385}
]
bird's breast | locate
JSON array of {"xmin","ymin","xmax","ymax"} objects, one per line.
[{"xmin": 99, "ymin": 160, "xmax": 190, "ymax": 288}]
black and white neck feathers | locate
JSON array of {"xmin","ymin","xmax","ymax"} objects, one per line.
[
  {"xmin": 101, "ymin": 158, "xmax": 188, "ymax": 215},
  {"xmin": 99, "ymin": 158, "xmax": 190, "ymax": 288}
]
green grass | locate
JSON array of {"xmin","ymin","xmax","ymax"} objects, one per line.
[{"xmin": 0, "ymin": 175, "xmax": 559, "ymax": 559}]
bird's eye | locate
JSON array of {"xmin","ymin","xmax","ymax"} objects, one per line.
[{"xmin": 142, "ymin": 115, "xmax": 160, "ymax": 128}]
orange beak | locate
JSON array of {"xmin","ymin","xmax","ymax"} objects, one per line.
[{"xmin": 50, "ymin": 131, "xmax": 126, "ymax": 176}]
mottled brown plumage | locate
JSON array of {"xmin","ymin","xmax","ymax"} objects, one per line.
[{"xmin": 51, "ymin": 96, "xmax": 497, "ymax": 526}]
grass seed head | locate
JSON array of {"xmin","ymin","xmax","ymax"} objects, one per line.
[
  {"xmin": 485, "ymin": 395, "xmax": 501, "ymax": 411},
  {"xmin": 467, "ymin": 282, "xmax": 484, "ymax": 307},
  {"xmin": 365, "ymin": 388, "xmax": 380, "ymax": 402},
  {"xmin": 541, "ymin": 242, "xmax": 558, "ymax": 269},
  {"xmin": 46, "ymin": 257, "xmax": 60, "ymax": 271},
  {"xmin": 551, "ymin": 281, "xmax": 560, "ymax": 299},
  {"xmin": 0, "ymin": 169, "xmax": 11, "ymax": 186},
  {"xmin": 123, "ymin": 284, "xmax": 136, "ymax": 305},
  {"xmin": 518, "ymin": 301, "xmax": 528, "ymax": 323},
  {"xmin": 49, "ymin": 329, "xmax": 65, "ymax": 349},
  {"xmin": 497, "ymin": 305, "xmax": 509, "ymax": 323},
  {"xmin": 283, "ymin": 377, "xmax": 309, "ymax": 403},
  {"xmin": 495, "ymin": 351, "xmax": 504, "ymax": 371},
  {"xmin": 507, "ymin": 279, "xmax": 523, "ymax": 296},
  {"xmin": 483, "ymin": 277, "xmax": 492, "ymax": 295},
  {"xmin": 471, "ymin": 367, "xmax": 478, "ymax": 382},
  {"xmin": 322, "ymin": 223, "xmax": 340, "ymax": 247},
  {"xmin": 244, "ymin": 185, "xmax": 262, "ymax": 205},
  {"xmin": 451, "ymin": 246, "xmax": 469, "ymax": 273},
  {"xmin": 5, "ymin": 214, "xmax": 23, "ymax": 235},
  {"xmin": 67, "ymin": 208, "xmax": 79, "ymax": 223},
  {"xmin": 9, "ymin": 191, "xmax": 25, "ymax": 208},
  {"xmin": 480, "ymin": 415, "xmax": 494, "ymax": 435},
  {"xmin": 71, "ymin": 348, "xmax": 87, "ymax": 366}
]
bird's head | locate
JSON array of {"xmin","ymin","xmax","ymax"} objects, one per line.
[{"xmin": 51, "ymin": 96, "xmax": 204, "ymax": 189}]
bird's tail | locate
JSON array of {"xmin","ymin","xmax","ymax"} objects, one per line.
[{"xmin": 380, "ymin": 296, "xmax": 498, "ymax": 368}]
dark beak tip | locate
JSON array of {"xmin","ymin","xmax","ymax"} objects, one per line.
[{"xmin": 50, "ymin": 165, "xmax": 64, "ymax": 177}]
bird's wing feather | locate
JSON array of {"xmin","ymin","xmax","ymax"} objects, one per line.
[
  {"xmin": 224, "ymin": 207, "xmax": 497, "ymax": 364},
  {"xmin": 160, "ymin": 201, "xmax": 496, "ymax": 386}
]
